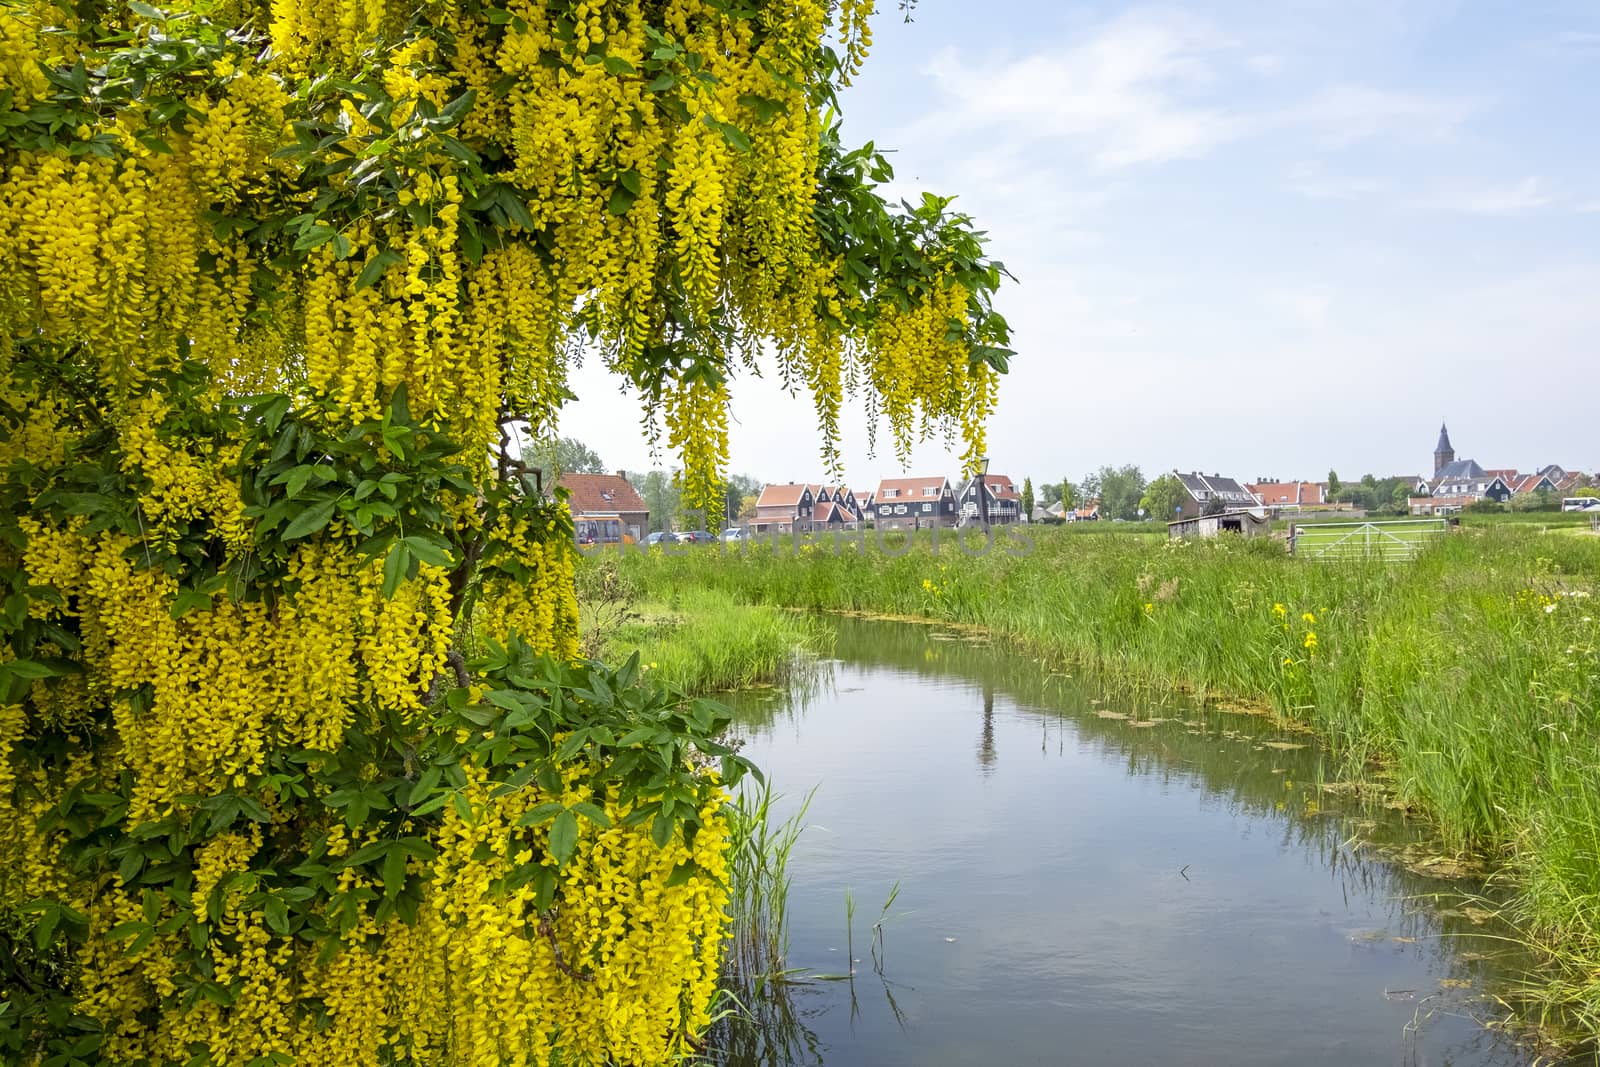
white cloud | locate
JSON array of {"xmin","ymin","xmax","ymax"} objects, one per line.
[
  {"xmin": 906, "ymin": 11, "xmax": 1473, "ymax": 173},
  {"xmin": 912, "ymin": 9, "xmax": 1249, "ymax": 169},
  {"xmin": 1283, "ymin": 84, "xmax": 1475, "ymax": 148},
  {"xmin": 1553, "ymin": 30, "xmax": 1600, "ymax": 52},
  {"xmin": 1266, "ymin": 284, "xmax": 1335, "ymax": 329},
  {"xmin": 1285, "ymin": 161, "xmax": 1385, "ymax": 201},
  {"xmin": 1433, "ymin": 176, "xmax": 1555, "ymax": 216}
]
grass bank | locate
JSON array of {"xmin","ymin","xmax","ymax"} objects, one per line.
[
  {"xmin": 605, "ymin": 526, "xmax": 1600, "ymax": 1039},
  {"xmin": 576, "ymin": 558, "xmax": 830, "ymax": 694}
]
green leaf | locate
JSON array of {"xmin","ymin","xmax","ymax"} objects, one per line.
[
  {"xmin": 401, "ymin": 535, "xmax": 453, "ymax": 567},
  {"xmin": 408, "ymin": 766, "xmax": 443, "ymax": 807},
  {"xmin": 3, "ymin": 659, "xmax": 58, "ymax": 680},
  {"xmin": 281, "ymin": 499, "xmax": 336, "ymax": 541},
  {"xmin": 607, "ymin": 183, "xmax": 638, "ymax": 216},
  {"xmin": 263, "ymin": 896, "xmax": 289, "ymax": 935},
  {"xmin": 554, "ymin": 731, "xmax": 587, "ymax": 764},
  {"xmin": 516, "ymin": 801, "xmax": 565, "ymax": 828},
  {"xmin": 646, "ymin": 72, "xmax": 676, "ymax": 92},
  {"xmin": 354, "ymin": 250, "xmax": 402, "ymax": 291},
  {"xmin": 706, "ymin": 117, "xmax": 751, "ymax": 153},
  {"xmin": 602, "ymin": 55, "xmax": 636, "ymax": 76},
  {"xmin": 382, "ymin": 542, "xmax": 412, "ymax": 598},
  {"xmin": 382, "ymin": 846, "xmax": 407, "ymax": 899},
  {"xmin": 548, "ymin": 810, "xmax": 579, "ymax": 867},
  {"xmin": 651, "ymin": 810, "xmax": 675, "ymax": 848},
  {"xmin": 292, "ymin": 223, "xmax": 337, "ymax": 252},
  {"xmin": 569, "ymin": 801, "xmax": 611, "ymax": 828},
  {"xmin": 665, "ymin": 861, "xmax": 699, "ymax": 888}
]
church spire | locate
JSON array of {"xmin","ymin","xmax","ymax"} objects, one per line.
[{"xmin": 1433, "ymin": 420, "xmax": 1455, "ymax": 476}]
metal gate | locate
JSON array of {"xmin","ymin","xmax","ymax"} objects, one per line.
[{"xmin": 1289, "ymin": 519, "xmax": 1447, "ymax": 561}]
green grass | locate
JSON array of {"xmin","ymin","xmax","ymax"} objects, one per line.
[
  {"xmin": 597, "ymin": 588, "xmax": 832, "ymax": 695},
  {"xmin": 604, "ymin": 525, "xmax": 1600, "ymax": 1042}
]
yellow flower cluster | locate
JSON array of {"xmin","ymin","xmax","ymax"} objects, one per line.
[
  {"xmin": 476, "ymin": 514, "xmax": 582, "ymax": 657},
  {"xmin": 867, "ymin": 275, "xmax": 994, "ymax": 469}
]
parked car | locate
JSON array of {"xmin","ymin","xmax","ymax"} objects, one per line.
[
  {"xmin": 675, "ymin": 530, "xmax": 713, "ymax": 544},
  {"xmin": 644, "ymin": 531, "xmax": 674, "ymax": 546},
  {"xmin": 721, "ymin": 527, "xmax": 749, "ymax": 542}
]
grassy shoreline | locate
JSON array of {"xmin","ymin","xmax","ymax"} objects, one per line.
[
  {"xmin": 589, "ymin": 585, "xmax": 832, "ymax": 695},
  {"xmin": 599, "ymin": 526, "xmax": 1600, "ymax": 1041}
]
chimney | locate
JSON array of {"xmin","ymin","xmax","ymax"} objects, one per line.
[{"xmin": 616, "ymin": 470, "xmax": 626, "ymax": 481}]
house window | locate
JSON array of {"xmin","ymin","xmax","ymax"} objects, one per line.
[
  {"xmin": 923, "ymin": 487, "xmax": 937, "ymax": 496},
  {"xmin": 895, "ymin": 505, "xmax": 907, "ymax": 515},
  {"xmin": 922, "ymin": 503, "xmax": 932, "ymax": 513}
]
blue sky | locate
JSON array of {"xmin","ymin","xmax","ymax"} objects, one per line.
[{"xmin": 560, "ymin": 1, "xmax": 1599, "ymax": 489}]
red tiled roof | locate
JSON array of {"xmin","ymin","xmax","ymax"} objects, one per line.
[
  {"xmin": 982, "ymin": 474, "xmax": 1019, "ymax": 501},
  {"xmin": 1510, "ymin": 474, "xmax": 1544, "ymax": 494},
  {"xmin": 756, "ymin": 483, "xmax": 811, "ymax": 508},
  {"xmin": 558, "ymin": 474, "xmax": 646, "ymax": 515},
  {"xmin": 876, "ymin": 475, "xmax": 948, "ymax": 499},
  {"xmin": 1247, "ymin": 481, "xmax": 1325, "ymax": 505},
  {"xmin": 814, "ymin": 501, "xmax": 838, "ymax": 522},
  {"xmin": 1483, "ymin": 469, "xmax": 1518, "ymax": 481}
]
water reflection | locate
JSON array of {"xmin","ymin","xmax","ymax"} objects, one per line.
[
  {"xmin": 715, "ymin": 617, "xmax": 1571, "ymax": 1067},
  {"xmin": 977, "ymin": 684, "xmax": 996, "ymax": 775}
]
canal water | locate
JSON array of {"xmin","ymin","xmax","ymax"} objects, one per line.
[{"xmin": 718, "ymin": 616, "xmax": 1565, "ymax": 1067}]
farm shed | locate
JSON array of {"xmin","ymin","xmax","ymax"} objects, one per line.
[{"xmin": 1167, "ymin": 509, "xmax": 1271, "ymax": 541}]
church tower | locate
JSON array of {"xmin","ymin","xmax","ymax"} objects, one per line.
[{"xmin": 1434, "ymin": 422, "xmax": 1454, "ymax": 476}]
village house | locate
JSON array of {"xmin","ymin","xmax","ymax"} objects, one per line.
[
  {"xmin": 1510, "ymin": 471, "xmax": 1562, "ymax": 496},
  {"xmin": 1066, "ymin": 501, "xmax": 1101, "ymax": 521},
  {"xmin": 1173, "ymin": 471, "xmax": 1258, "ymax": 519},
  {"xmin": 955, "ymin": 473, "xmax": 1023, "ymax": 525},
  {"xmin": 751, "ymin": 482, "xmax": 817, "ymax": 534},
  {"xmin": 854, "ymin": 488, "xmax": 876, "ymax": 517},
  {"xmin": 874, "ymin": 475, "xmax": 958, "ymax": 529},
  {"xmin": 820, "ymin": 486, "xmax": 866, "ymax": 525},
  {"xmin": 558, "ymin": 472, "xmax": 649, "ymax": 543},
  {"xmin": 1247, "ymin": 479, "xmax": 1327, "ymax": 508}
]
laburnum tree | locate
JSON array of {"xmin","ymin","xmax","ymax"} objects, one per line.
[{"xmin": 0, "ymin": 0, "xmax": 1011, "ymax": 1064}]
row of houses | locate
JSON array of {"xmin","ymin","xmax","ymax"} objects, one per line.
[
  {"xmin": 555, "ymin": 421, "xmax": 1590, "ymax": 542},
  {"xmin": 754, "ymin": 473, "xmax": 1025, "ymax": 532}
]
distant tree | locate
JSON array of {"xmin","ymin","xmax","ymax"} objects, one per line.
[
  {"xmin": 723, "ymin": 473, "xmax": 763, "ymax": 526},
  {"xmin": 1095, "ymin": 465, "xmax": 1146, "ymax": 522},
  {"xmin": 1021, "ymin": 477, "xmax": 1035, "ymax": 519},
  {"xmin": 1512, "ymin": 489, "xmax": 1559, "ymax": 513},
  {"xmin": 1390, "ymin": 482, "xmax": 1411, "ymax": 510},
  {"xmin": 1202, "ymin": 495, "xmax": 1227, "ymax": 516},
  {"xmin": 627, "ymin": 469, "xmax": 681, "ymax": 532},
  {"xmin": 737, "ymin": 494, "xmax": 760, "ymax": 521},
  {"xmin": 1327, "ymin": 469, "xmax": 1342, "ymax": 498},
  {"xmin": 1140, "ymin": 474, "xmax": 1187, "ymax": 521},
  {"xmin": 1059, "ymin": 480, "xmax": 1078, "ymax": 511},
  {"xmin": 1577, "ymin": 487, "xmax": 1600, "ymax": 499},
  {"xmin": 1079, "ymin": 471, "xmax": 1102, "ymax": 505},
  {"xmin": 1360, "ymin": 472, "xmax": 1378, "ymax": 489},
  {"xmin": 1466, "ymin": 498, "xmax": 1505, "ymax": 514},
  {"xmin": 526, "ymin": 435, "xmax": 606, "ymax": 478},
  {"xmin": 1039, "ymin": 480, "xmax": 1062, "ymax": 507}
]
